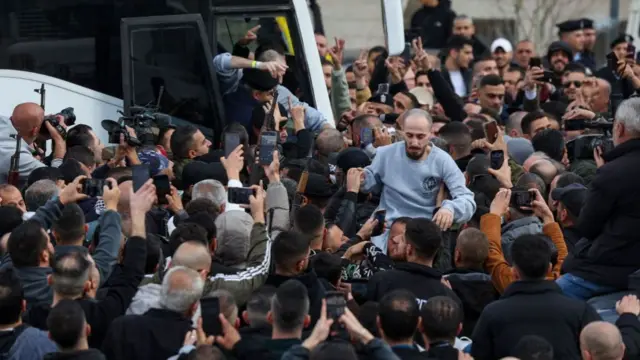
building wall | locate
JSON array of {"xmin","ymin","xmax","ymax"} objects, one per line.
[{"xmin": 316, "ymin": 0, "xmax": 386, "ymax": 51}]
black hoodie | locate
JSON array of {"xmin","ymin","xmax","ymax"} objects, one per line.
[
  {"xmin": 44, "ymin": 349, "xmax": 106, "ymax": 360},
  {"xmin": 264, "ymin": 269, "xmax": 326, "ymax": 327},
  {"xmin": 409, "ymin": 0, "xmax": 456, "ymax": 49}
]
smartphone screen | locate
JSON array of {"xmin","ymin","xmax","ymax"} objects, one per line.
[
  {"xmin": 490, "ymin": 150, "xmax": 504, "ymax": 170},
  {"xmin": 372, "ymin": 210, "xmax": 386, "ymax": 236},
  {"xmin": 259, "ymin": 131, "xmax": 277, "ymax": 165},
  {"xmin": 627, "ymin": 44, "xmax": 636, "ymax": 61},
  {"xmin": 361, "ymin": 128, "xmax": 374, "ymax": 146},
  {"xmin": 325, "ymin": 291, "xmax": 346, "ymax": 320},
  {"xmin": 228, "ymin": 187, "xmax": 255, "ymax": 205},
  {"xmin": 200, "ymin": 297, "xmax": 222, "ymax": 336},
  {"xmin": 484, "ymin": 121, "xmax": 499, "ymax": 144},
  {"xmin": 529, "ymin": 57, "xmax": 542, "ymax": 68},
  {"xmin": 224, "ymin": 133, "xmax": 240, "ymax": 158},
  {"xmin": 153, "ymin": 174, "xmax": 171, "ymax": 205},
  {"xmin": 81, "ymin": 179, "xmax": 105, "ymax": 197},
  {"xmin": 377, "ymin": 83, "xmax": 390, "ymax": 95},
  {"xmin": 132, "ymin": 165, "xmax": 150, "ymax": 192}
]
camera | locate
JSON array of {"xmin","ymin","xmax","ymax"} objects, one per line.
[
  {"xmin": 40, "ymin": 107, "xmax": 76, "ymax": 138},
  {"xmin": 81, "ymin": 178, "xmax": 109, "ymax": 197},
  {"xmin": 567, "ymin": 134, "xmax": 614, "ymax": 161},
  {"xmin": 101, "ymin": 106, "xmax": 172, "ymax": 147}
]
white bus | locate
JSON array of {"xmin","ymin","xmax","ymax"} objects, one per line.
[{"xmin": 0, "ymin": 0, "xmax": 403, "ymax": 145}]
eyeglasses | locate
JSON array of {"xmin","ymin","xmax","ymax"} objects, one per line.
[{"xmin": 563, "ymin": 81, "xmax": 582, "ymax": 88}]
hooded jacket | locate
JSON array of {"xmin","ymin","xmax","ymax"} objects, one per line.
[
  {"xmin": 264, "ymin": 269, "xmax": 326, "ymax": 327},
  {"xmin": 44, "ymin": 349, "xmax": 106, "ymax": 360},
  {"xmin": 409, "ymin": 0, "xmax": 456, "ymax": 49},
  {"xmin": 367, "ymin": 262, "xmax": 460, "ymax": 308},
  {"xmin": 500, "ymin": 216, "xmax": 543, "ymax": 263},
  {"xmin": 471, "ymin": 280, "xmax": 600, "ymax": 360},
  {"xmin": 6, "ymin": 326, "xmax": 57, "ymax": 360},
  {"xmin": 215, "ymin": 210, "xmax": 254, "ymax": 268},
  {"xmin": 445, "ymin": 268, "xmax": 499, "ymax": 337}
]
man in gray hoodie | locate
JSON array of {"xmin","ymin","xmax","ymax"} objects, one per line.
[{"xmin": 0, "ymin": 103, "xmax": 67, "ymax": 187}]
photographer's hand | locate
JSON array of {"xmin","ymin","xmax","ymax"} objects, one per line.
[
  {"xmin": 594, "ymin": 146, "xmax": 606, "ymax": 168},
  {"xmin": 45, "ymin": 118, "xmax": 67, "ymax": 160}
]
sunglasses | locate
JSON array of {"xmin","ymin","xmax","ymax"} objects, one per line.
[{"xmin": 563, "ymin": 81, "xmax": 582, "ymax": 88}]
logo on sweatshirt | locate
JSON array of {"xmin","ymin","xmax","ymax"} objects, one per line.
[{"xmin": 422, "ymin": 177, "xmax": 438, "ymax": 193}]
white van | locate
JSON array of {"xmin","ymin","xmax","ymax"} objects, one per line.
[{"xmin": 0, "ymin": 0, "xmax": 404, "ymax": 145}]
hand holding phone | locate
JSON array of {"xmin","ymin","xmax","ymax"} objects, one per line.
[
  {"xmin": 224, "ymin": 133, "xmax": 240, "ymax": 158},
  {"xmin": 81, "ymin": 178, "xmax": 107, "ymax": 197},
  {"xmin": 325, "ymin": 292, "xmax": 346, "ymax": 320},
  {"xmin": 371, "ymin": 210, "xmax": 386, "ymax": 236},
  {"xmin": 490, "ymin": 150, "xmax": 504, "ymax": 170},
  {"xmin": 259, "ymin": 131, "xmax": 278, "ymax": 165},
  {"xmin": 153, "ymin": 174, "xmax": 171, "ymax": 205},
  {"xmin": 484, "ymin": 121, "xmax": 499, "ymax": 144},
  {"xmin": 228, "ymin": 187, "xmax": 256, "ymax": 205},
  {"xmin": 200, "ymin": 297, "xmax": 222, "ymax": 336},
  {"xmin": 511, "ymin": 190, "xmax": 535, "ymax": 208},
  {"xmin": 132, "ymin": 165, "xmax": 150, "ymax": 192},
  {"xmin": 529, "ymin": 57, "xmax": 542, "ymax": 68}
]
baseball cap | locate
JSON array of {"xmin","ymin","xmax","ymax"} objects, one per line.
[
  {"xmin": 409, "ymin": 87, "xmax": 435, "ymax": 108},
  {"xmin": 491, "ymin": 38, "xmax": 513, "ymax": 53},
  {"xmin": 551, "ymin": 183, "xmax": 587, "ymax": 217}
]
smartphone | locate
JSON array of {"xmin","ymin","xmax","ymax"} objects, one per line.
[
  {"xmin": 200, "ymin": 297, "xmax": 222, "ymax": 336},
  {"xmin": 607, "ymin": 52, "xmax": 619, "ymax": 72},
  {"xmin": 541, "ymin": 70, "xmax": 555, "ymax": 83},
  {"xmin": 131, "ymin": 165, "xmax": 150, "ymax": 192},
  {"xmin": 371, "ymin": 210, "xmax": 386, "ymax": 237},
  {"xmin": 224, "ymin": 132, "xmax": 240, "ymax": 158},
  {"xmin": 401, "ymin": 42, "xmax": 412, "ymax": 65},
  {"xmin": 529, "ymin": 57, "xmax": 542, "ymax": 68},
  {"xmin": 484, "ymin": 121, "xmax": 499, "ymax": 144},
  {"xmin": 81, "ymin": 178, "xmax": 106, "ymax": 197},
  {"xmin": 153, "ymin": 174, "xmax": 171, "ymax": 205},
  {"xmin": 511, "ymin": 190, "xmax": 535, "ymax": 208},
  {"xmin": 490, "ymin": 150, "xmax": 504, "ymax": 170},
  {"xmin": 228, "ymin": 187, "xmax": 255, "ymax": 205},
  {"xmin": 627, "ymin": 44, "xmax": 636, "ymax": 61},
  {"xmin": 361, "ymin": 128, "xmax": 374, "ymax": 146},
  {"xmin": 259, "ymin": 131, "xmax": 278, "ymax": 165},
  {"xmin": 377, "ymin": 83, "xmax": 390, "ymax": 95},
  {"xmin": 325, "ymin": 291, "xmax": 347, "ymax": 320}
]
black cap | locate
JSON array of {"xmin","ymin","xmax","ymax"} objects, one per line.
[
  {"xmin": 243, "ymin": 68, "xmax": 279, "ymax": 92},
  {"xmin": 551, "ymin": 183, "xmax": 587, "ymax": 217},
  {"xmin": 303, "ymin": 173, "xmax": 334, "ymax": 198},
  {"xmin": 580, "ymin": 18, "xmax": 594, "ymax": 30},
  {"xmin": 335, "ymin": 148, "xmax": 371, "ymax": 172},
  {"xmin": 556, "ymin": 19, "xmax": 586, "ymax": 33},
  {"xmin": 368, "ymin": 92, "xmax": 394, "ymax": 107},
  {"xmin": 182, "ymin": 161, "xmax": 228, "ymax": 190},
  {"xmin": 611, "ymin": 34, "xmax": 635, "ymax": 49}
]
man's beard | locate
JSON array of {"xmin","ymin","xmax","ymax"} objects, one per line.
[{"xmin": 406, "ymin": 146, "xmax": 426, "ymax": 160}]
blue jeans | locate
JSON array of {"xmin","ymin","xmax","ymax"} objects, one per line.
[{"xmin": 556, "ymin": 273, "xmax": 617, "ymax": 300}]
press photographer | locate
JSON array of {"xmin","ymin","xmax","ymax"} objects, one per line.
[
  {"xmin": 559, "ymin": 98, "xmax": 640, "ymax": 299},
  {"xmin": 0, "ymin": 102, "xmax": 70, "ymax": 187}
]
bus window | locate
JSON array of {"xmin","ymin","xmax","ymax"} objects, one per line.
[{"xmin": 121, "ymin": 15, "xmax": 222, "ymax": 138}]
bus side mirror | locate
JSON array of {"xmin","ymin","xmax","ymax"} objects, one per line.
[{"xmin": 381, "ymin": 0, "xmax": 405, "ymax": 56}]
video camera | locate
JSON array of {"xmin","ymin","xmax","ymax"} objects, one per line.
[
  {"xmin": 567, "ymin": 134, "xmax": 614, "ymax": 161},
  {"xmin": 101, "ymin": 106, "xmax": 172, "ymax": 147},
  {"xmin": 39, "ymin": 107, "xmax": 77, "ymax": 139},
  {"xmin": 565, "ymin": 117, "xmax": 614, "ymax": 132}
]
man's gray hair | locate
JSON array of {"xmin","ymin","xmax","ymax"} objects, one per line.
[
  {"xmin": 316, "ymin": 128, "xmax": 344, "ymax": 156},
  {"xmin": 615, "ymin": 97, "xmax": 640, "ymax": 135},
  {"xmin": 506, "ymin": 111, "xmax": 527, "ymax": 134},
  {"xmin": 192, "ymin": 180, "xmax": 226, "ymax": 211},
  {"xmin": 207, "ymin": 289, "xmax": 238, "ymax": 324},
  {"xmin": 454, "ymin": 14, "xmax": 473, "ymax": 23},
  {"xmin": 404, "ymin": 108, "xmax": 433, "ymax": 125},
  {"xmin": 25, "ymin": 179, "xmax": 58, "ymax": 212},
  {"xmin": 160, "ymin": 266, "xmax": 204, "ymax": 313}
]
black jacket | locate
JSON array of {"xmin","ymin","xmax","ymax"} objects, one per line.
[
  {"xmin": 426, "ymin": 69, "xmax": 466, "ymax": 122},
  {"xmin": 367, "ymin": 262, "xmax": 460, "ymax": 308},
  {"xmin": 441, "ymin": 67, "xmax": 473, "ymax": 98},
  {"xmin": 471, "ymin": 280, "xmax": 600, "ymax": 360},
  {"xmin": 44, "ymin": 349, "xmax": 106, "ymax": 360},
  {"xmin": 264, "ymin": 269, "xmax": 326, "ymax": 326},
  {"xmin": 101, "ymin": 308, "xmax": 192, "ymax": 360},
  {"xmin": 409, "ymin": 1, "xmax": 456, "ymax": 49},
  {"xmin": 561, "ymin": 226, "xmax": 582, "ymax": 254},
  {"xmin": 616, "ymin": 313, "xmax": 640, "ymax": 359},
  {"xmin": 26, "ymin": 236, "xmax": 147, "ymax": 349},
  {"xmin": 392, "ymin": 345, "xmax": 434, "ymax": 360},
  {"xmin": 0, "ymin": 324, "xmax": 27, "ymax": 356},
  {"xmin": 563, "ymin": 139, "xmax": 640, "ymax": 289},
  {"xmin": 426, "ymin": 343, "xmax": 459, "ymax": 360},
  {"xmin": 594, "ymin": 66, "xmax": 637, "ymax": 101},
  {"xmin": 444, "ymin": 268, "xmax": 499, "ymax": 337}
]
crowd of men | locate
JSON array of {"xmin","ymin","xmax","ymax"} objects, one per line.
[{"xmin": 0, "ymin": 1, "xmax": 640, "ymax": 359}]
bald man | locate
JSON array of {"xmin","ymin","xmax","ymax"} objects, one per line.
[
  {"xmin": 0, "ymin": 103, "xmax": 67, "ymax": 187},
  {"xmin": 580, "ymin": 321, "xmax": 625, "ymax": 360},
  {"xmin": 361, "ymin": 109, "xmax": 476, "ymax": 252}
]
